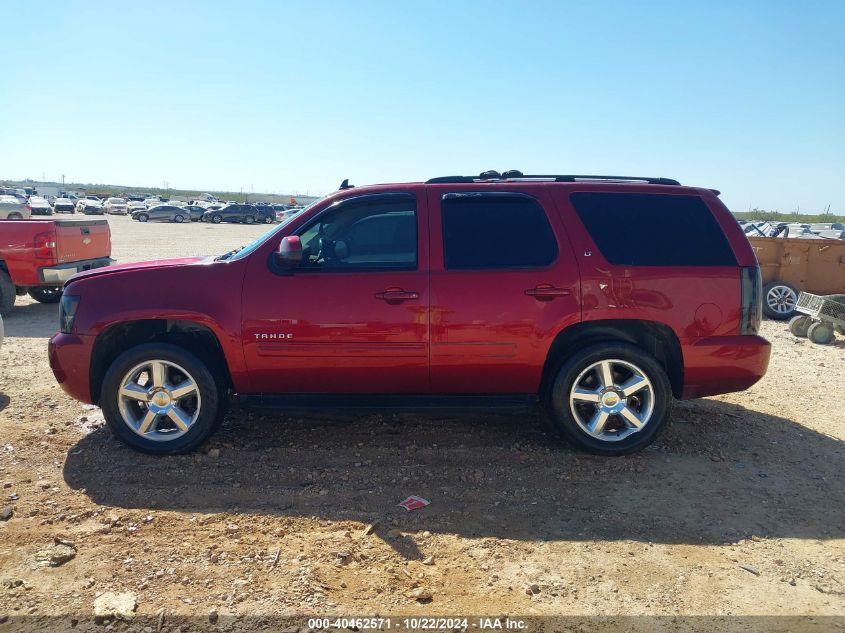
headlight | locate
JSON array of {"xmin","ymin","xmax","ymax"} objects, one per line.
[{"xmin": 59, "ymin": 294, "xmax": 80, "ymax": 333}]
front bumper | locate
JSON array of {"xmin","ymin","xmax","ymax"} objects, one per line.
[
  {"xmin": 681, "ymin": 335, "xmax": 771, "ymax": 399},
  {"xmin": 40, "ymin": 257, "xmax": 114, "ymax": 284},
  {"xmin": 49, "ymin": 332, "xmax": 95, "ymax": 403}
]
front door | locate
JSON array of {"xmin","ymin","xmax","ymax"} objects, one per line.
[
  {"xmin": 427, "ymin": 188, "xmax": 581, "ymax": 393},
  {"xmin": 241, "ymin": 191, "xmax": 429, "ymax": 393}
]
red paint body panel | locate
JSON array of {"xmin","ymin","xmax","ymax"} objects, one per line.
[
  {"xmin": 681, "ymin": 335, "xmax": 771, "ymax": 399},
  {"xmin": 0, "ymin": 219, "xmax": 111, "ymax": 286},
  {"xmin": 47, "ymin": 180, "xmax": 770, "ymax": 407},
  {"xmin": 48, "ymin": 333, "xmax": 95, "ymax": 402},
  {"xmin": 241, "ymin": 187, "xmax": 429, "ymax": 393},
  {"xmin": 425, "ymin": 185, "xmax": 581, "ymax": 393}
]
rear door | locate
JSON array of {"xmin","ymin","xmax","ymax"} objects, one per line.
[
  {"xmin": 54, "ymin": 219, "xmax": 111, "ymax": 263},
  {"xmin": 427, "ymin": 187, "xmax": 580, "ymax": 393}
]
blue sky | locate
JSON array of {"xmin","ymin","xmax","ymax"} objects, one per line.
[{"xmin": 1, "ymin": 0, "xmax": 843, "ymax": 212}]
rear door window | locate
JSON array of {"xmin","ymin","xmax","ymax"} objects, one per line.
[
  {"xmin": 441, "ymin": 193, "xmax": 558, "ymax": 269},
  {"xmin": 570, "ymin": 193, "xmax": 736, "ymax": 266}
]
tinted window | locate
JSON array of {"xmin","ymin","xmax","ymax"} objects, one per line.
[
  {"xmin": 570, "ymin": 193, "xmax": 736, "ymax": 266},
  {"xmin": 441, "ymin": 193, "xmax": 557, "ymax": 269},
  {"xmin": 295, "ymin": 195, "xmax": 417, "ymax": 271}
]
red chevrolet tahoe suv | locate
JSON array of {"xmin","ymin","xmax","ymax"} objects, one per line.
[{"xmin": 48, "ymin": 172, "xmax": 770, "ymax": 456}]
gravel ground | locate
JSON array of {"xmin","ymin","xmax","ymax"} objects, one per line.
[{"xmin": 0, "ymin": 215, "xmax": 843, "ymax": 630}]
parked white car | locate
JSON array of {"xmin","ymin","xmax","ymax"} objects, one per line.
[
  {"xmin": 104, "ymin": 197, "xmax": 129, "ymax": 215},
  {"xmin": 127, "ymin": 200, "xmax": 146, "ymax": 214},
  {"xmin": 53, "ymin": 198, "xmax": 76, "ymax": 214},
  {"xmin": 27, "ymin": 196, "xmax": 53, "ymax": 216},
  {"xmin": 75, "ymin": 198, "xmax": 104, "ymax": 214},
  {"xmin": 0, "ymin": 195, "xmax": 30, "ymax": 220},
  {"xmin": 143, "ymin": 197, "xmax": 162, "ymax": 208}
]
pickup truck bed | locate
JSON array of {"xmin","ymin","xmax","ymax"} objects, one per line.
[{"xmin": 0, "ymin": 218, "xmax": 112, "ymax": 315}]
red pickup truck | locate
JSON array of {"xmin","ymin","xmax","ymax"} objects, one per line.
[{"xmin": 0, "ymin": 219, "xmax": 112, "ymax": 315}]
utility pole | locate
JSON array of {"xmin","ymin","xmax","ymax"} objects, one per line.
[{"xmin": 61, "ymin": 174, "xmax": 65, "ymax": 187}]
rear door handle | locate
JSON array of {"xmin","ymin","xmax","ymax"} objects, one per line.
[
  {"xmin": 525, "ymin": 285, "xmax": 571, "ymax": 300},
  {"xmin": 375, "ymin": 289, "xmax": 419, "ymax": 303}
]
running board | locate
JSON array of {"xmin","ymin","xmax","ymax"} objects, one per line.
[{"xmin": 237, "ymin": 394, "xmax": 539, "ymax": 415}]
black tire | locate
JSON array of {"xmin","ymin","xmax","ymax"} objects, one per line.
[
  {"xmin": 28, "ymin": 286, "xmax": 62, "ymax": 304},
  {"xmin": 788, "ymin": 315, "xmax": 812, "ymax": 337},
  {"xmin": 174, "ymin": 214, "xmax": 185, "ymax": 223},
  {"xmin": 138, "ymin": 213, "xmax": 149, "ymax": 223},
  {"xmin": 546, "ymin": 342, "xmax": 672, "ymax": 456},
  {"xmin": 7, "ymin": 213, "xmax": 22, "ymax": 220},
  {"xmin": 244, "ymin": 215, "xmax": 254, "ymax": 225},
  {"xmin": 763, "ymin": 281, "xmax": 799, "ymax": 320},
  {"xmin": 0, "ymin": 270, "xmax": 15, "ymax": 316},
  {"xmin": 211, "ymin": 214, "xmax": 222, "ymax": 224},
  {"xmin": 100, "ymin": 343, "xmax": 223, "ymax": 454},
  {"xmin": 264, "ymin": 215, "xmax": 273, "ymax": 224},
  {"xmin": 807, "ymin": 322, "xmax": 835, "ymax": 345}
]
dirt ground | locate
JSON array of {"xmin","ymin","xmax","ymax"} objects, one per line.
[{"xmin": 0, "ymin": 215, "xmax": 843, "ymax": 631}]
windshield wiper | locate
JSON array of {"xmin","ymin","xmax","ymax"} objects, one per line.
[{"xmin": 215, "ymin": 246, "xmax": 244, "ymax": 261}]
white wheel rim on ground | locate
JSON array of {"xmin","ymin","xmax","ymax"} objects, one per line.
[{"xmin": 767, "ymin": 285, "xmax": 798, "ymax": 315}]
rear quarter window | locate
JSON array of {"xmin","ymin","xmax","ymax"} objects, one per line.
[{"xmin": 570, "ymin": 192, "xmax": 736, "ymax": 266}]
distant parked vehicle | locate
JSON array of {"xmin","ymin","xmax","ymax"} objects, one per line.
[
  {"xmin": 818, "ymin": 229, "xmax": 845, "ymax": 240},
  {"xmin": 127, "ymin": 200, "xmax": 146, "ymax": 214},
  {"xmin": 77, "ymin": 199, "xmax": 104, "ymax": 215},
  {"xmin": 143, "ymin": 197, "xmax": 162, "ymax": 209},
  {"xmin": 183, "ymin": 205, "xmax": 207, "ymax": 222},
  {"xmin": 0, "ymin": 195, "xmax": 30, "ymax": 220},
  {"xmin": 104, "ymin": 197, "xmax": 129, "ymax": 215},
  {"xmin": 53, "ymin": 198, "xmax": 76, "ymax": 214},
  {"xmin": 133, "ymin": 205, "xmax": 190, "ymax": 223},
  {"xmin": 810, "ymin": 222, "xmax": 845, "ymax": 234},
  {"xmin": 27, "ymin": 196, "xmax": 53, "ymax": 216},
  {"xmin": 201, "ymin": 203, "xmax": 269, "ymax": 224}
]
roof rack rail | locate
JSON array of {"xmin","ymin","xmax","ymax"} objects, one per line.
[{"xmin": 426, "ymin": 171, "xmax": 680, "ymax": 186}]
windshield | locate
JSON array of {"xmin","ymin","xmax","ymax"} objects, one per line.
[{"xmin": 220, "ymin": 196, "xmax": 326, "ymax": 262}]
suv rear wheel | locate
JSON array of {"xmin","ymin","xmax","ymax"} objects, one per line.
[
  {"xmin": 547, "ymin": 342, "xmax": 672, "ymax": 455},
  {"xmin": 100, "ymin": 343, "xmax": 223, "ymax": 454}
]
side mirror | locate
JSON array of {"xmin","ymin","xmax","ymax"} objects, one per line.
[{"xmin": 275, "ymin": 235, "xmax": 302, "ymax": 268}]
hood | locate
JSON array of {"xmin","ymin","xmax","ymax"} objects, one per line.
[{"xmin": 66, "ymin": 256, "xmax": 211, "ymax": 286}]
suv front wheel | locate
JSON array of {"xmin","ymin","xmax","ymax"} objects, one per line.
[
  {"xmin": 547, "ymin": 343, "xmax": 672, "ymax": 455},
  {"xmin": 100, "ymin": 343, "xmax": 223, "ymax": 454}
]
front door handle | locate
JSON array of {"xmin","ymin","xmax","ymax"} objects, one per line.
[
  {"xmin": 525, "ymin": 285, "xmax": 571, "ymax": 301},
  {"xmin": 375, "ymin": 289, "xmax": 419, "ymax": 304}
]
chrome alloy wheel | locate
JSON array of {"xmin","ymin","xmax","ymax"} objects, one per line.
[
  {"xmin": 117, "ymin": 360, "xmax": 201, "ymax": 441},
  {"xmin": 766, "ymin": 285, "xmax": 798, "ymax": 315},
  {"xmin": 569, "ymin": 359, "xmax": 654, "ymax": 442}
]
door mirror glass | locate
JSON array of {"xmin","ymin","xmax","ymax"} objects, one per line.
[{"xmin": 276, "ymin": 235, "xmax": 302, "ymax": 267}]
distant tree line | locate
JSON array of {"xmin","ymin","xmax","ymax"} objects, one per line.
[{"xmin": 732, "ymin": 208, "xmax": 845, "ymax": 223}]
